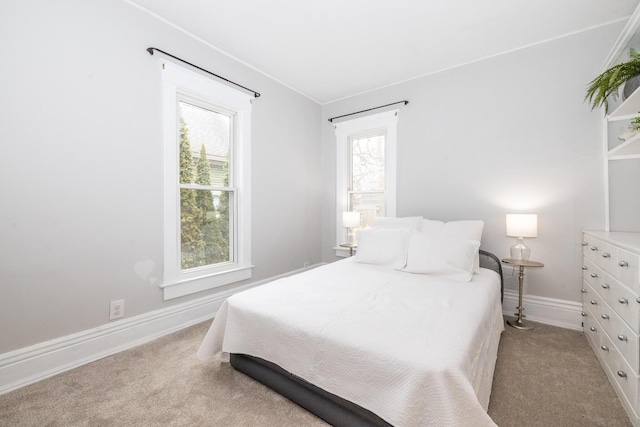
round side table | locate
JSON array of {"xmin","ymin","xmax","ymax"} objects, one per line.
[{"xmin": 501, "ymin": 259, "xmax": 544, "ymax": 330}]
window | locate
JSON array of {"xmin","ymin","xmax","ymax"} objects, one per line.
[
  {"xmin": 160, "ymin": 60, "xmax": 252, "ymax": 300},
  {"xmin": 178, "ymin": 100, "xmax": 232, "ymax": 269},
  {"xmin": 349, "ymin": 131, "xmax": 386, "ymax": 228},
  {"xmin": 334, "ymin": 110, "xmax": 398, "ymax": 255}
]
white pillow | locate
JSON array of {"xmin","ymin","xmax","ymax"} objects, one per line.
[
  {"xmin": 371, "ymin": 216, "xmax": 423, "ymax": 230},
  {"xmin": 402, "ymin": 232, "xmax": 480, "ymax": 282},
  {"xmin": 420, "ymin": 219, "xmax": 445, "ymax": 233},
  {"xmin": 353, "ymin": 227, "xmax": 412, "ymax": 269},
  {"xmin": 419, "ymin": 219, "xmax": 484, "ymax": 272}
]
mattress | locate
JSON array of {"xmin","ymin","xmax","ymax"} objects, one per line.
[{"xmin": 198, "ymin": 258, "xmax": 504, "ymax": 427}]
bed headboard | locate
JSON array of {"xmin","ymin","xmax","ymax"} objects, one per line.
[{"xmin": 479, "ymin": 250, "xmax": 503, "ymax": 301}]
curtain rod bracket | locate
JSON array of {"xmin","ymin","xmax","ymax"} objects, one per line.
[
  {"xmin": 147, "ymin": 47, "xmax": 261, "ymax": 98},
  {"xmin": 328, "ymin": 100, "xmax": 408, "ymax": 122}
]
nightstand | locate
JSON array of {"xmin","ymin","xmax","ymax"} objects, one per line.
[
  {"xmin": 339, "ymin": 242, "xmax": 357, "ymax": 256},
  {"xmin": 502, "ymin": 258, "xmax": 544, "ymax": 330}
]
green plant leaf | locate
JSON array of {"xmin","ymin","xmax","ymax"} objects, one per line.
[
  {"xmin": 585, "ymin": 55, "xmax": 640, "ymax": 114},
  {"xmin": 609, "ymin": 67, "xmax": 621, "ymax": 87}
]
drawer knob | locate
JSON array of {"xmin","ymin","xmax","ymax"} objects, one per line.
[
  {"xmin": 591, "ymin": 246, "xmax": 598, "ymax": 251},
  {"xmin": 636, "ymin": 297, "xmax": 640, "ymax": 304},
  {"xmin": 619, "ymin": 260, "xmax": 629, "ymax": 268},
  {"xmin": 618, "ymin": 298, "xmax": 628, "ymax": 304},
  {"xmin": 582, "ymin": 266, "xmax": 588, "ymax": 271},
  {"xmin": 581, "ymin": 289, "xmax": 587, "ymax": 293},
  {"xmin": 590, "ymin": 300, "xmax": 597, "ymax": 305},
  {"xmin": 602, "ymin": 283, "xmax": 610, "ymax": 289},
  {"xmin": 618, "ymin": 371, "xmax": 628, "ymax": 378},
  {"xmin": 582, "ymin": 242, "xmax": 588, "ymax": 247},
  {"xmin": 590, "ymin": 273, "xmax": 598, "ymax": 278},
  {"xmin": 602, "ymin": 252, "xmax": 611, "ymax": 258},
  {"xmin": 581, "ymin": 312, "xmax": 587, "ymax": 317},
  {"xmin": 618, "ymin": 334, "xmax": 628, "ymax": 342},
  {"xmin": 601, "ymin": 314, "xmax": 609, "ymax": 320},
  {"xmin": 590, "ymin": 326, "xmax": 597, "ymax": 332},
  {"xmin": 601, "ymin": 345, "xmax": 609, "ymax": 351}
]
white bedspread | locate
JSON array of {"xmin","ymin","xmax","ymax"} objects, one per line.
[{"xmin": 198, "ymin": 258, "xmax": 504, "ymax": 427}]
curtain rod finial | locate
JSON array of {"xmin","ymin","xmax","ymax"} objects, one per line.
[{"xmin": 146, "ymin": 47, "xmax": 155, "ymax": 55}]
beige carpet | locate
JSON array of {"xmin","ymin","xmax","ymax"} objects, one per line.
[{"xmin": 0, "ymin": 317, "xmax": 632, "ymax": 427}]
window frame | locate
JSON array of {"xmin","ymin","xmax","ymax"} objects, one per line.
[
  {"xmin": 334, "ymin": 110, "xmax": 398, "ymax": 257},
  {"xmin": 160, "ymin": 60, "xmax": 252, "ymax": 300}
]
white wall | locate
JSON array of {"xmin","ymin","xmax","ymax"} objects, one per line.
[
  {"xmin": 0, "ymin": 0, "xmax": 629, "ymax": 358},
  {"xmin": 0, "ymin": 0, "xmax": 321, "ymax": 353},
  {"xmin": 321, "ymin": 22, "xmax": 624, "ymax": 302},
  {"xmin": 609, "ymin": 158, "xmax": 640, "ymax": 231}
]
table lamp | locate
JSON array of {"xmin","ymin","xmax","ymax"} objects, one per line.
[
  {"xmin": 506, "ymin": 214, "xmax": 537, "ymax": 261},
  {"xmin": 342, "ymin": 211, "xmax": 360, "ymax": 244}
]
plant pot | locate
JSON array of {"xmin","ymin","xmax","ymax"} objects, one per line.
[{"xmin": 623, "ymin": 75, "xmax": 640, "ymax": 99}]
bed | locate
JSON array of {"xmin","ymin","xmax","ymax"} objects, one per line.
[{"xmin": 198, "ymin": 218, "xmax": 504, "ymax": 427}]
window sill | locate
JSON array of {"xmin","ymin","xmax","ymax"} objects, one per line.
[
  {"xmin": 161, "ymin": 265, "xmax": 254, "ymax": 300},
  {"xmin": 334, "ymin": 246, "xmax": 356, "ymax": 258}
]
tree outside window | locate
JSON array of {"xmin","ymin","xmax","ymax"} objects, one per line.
[{"xmin": 178, "ymin": 101, "xmax": 232, "ymax": 270}]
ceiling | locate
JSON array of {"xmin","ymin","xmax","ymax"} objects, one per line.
[{"xmin": 127, "ymin": 0, "xmax": 640, "ymax": 104}]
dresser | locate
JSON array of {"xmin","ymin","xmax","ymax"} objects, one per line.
[{"xmin": 582, "ymin": 231, "xmax": 640, "ymax": 425}]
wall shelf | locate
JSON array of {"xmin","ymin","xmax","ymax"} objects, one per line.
[
  {"xmin": 607, "ymin": 83, "xmax": 640, "ymax": 159},
  {"xmin": 609, "ymin": 131, "xmax": 640, "ymax": 160},
  {"xmin": 599, "ymin": 3, "xmax": 640, "ymax": 232},
  {"xmin": 608, "ymin": 86, "xmax": 640, "ymax": 122}
]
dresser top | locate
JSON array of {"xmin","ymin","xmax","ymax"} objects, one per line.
[{"xmin": 584, "ymin": 231, "xmax": 640, "ymax": 254}]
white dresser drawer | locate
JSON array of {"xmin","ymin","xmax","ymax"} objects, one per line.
[
  {"xmin": 584, "ymin": 259, "xmax": 611, "ymax": 301},
  {"xmin": 582, "ymin": 281, "xmax": 603, "ymax": 319},
  {"xmin": 597, "ymin": 301, "xmax": 640, "ymax": 373},
  {"xmin": 598, "ymin": 330, "xmax": 639, "ymax": 413},
  {"xmin": 583, "ymin": 258, "xmax": 601, "ymax": 285},
  {"xmin": 598, "ymin": 241, "xmax": 619, "ymax": 276},
  {"xmin": 618, "ymin": 248, "xmax": 640, "ymax": 293},
  {"xmin": 584, "ymin": 308, "xmax": 602, "ymax": 348},
  {"xmin": 584, "ymin": 237, "xmax": 603, "ymax": 263},
  {"xmin": 584, "ymin": 303, "xmax": 639, "ymax": 411},
  {"xmin": 599, "ymin": 272, "xmax": 615, "ymax": 307},
  {"xmin": 583, "ymin": 231, "xmax": 640, "ymax": 425},
  {"xmin": 607, "ymin": 277, "xmax": 640, "ymax": 335}
]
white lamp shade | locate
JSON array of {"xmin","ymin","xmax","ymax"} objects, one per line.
[
  {"xmin": 342, "ymin": 211, "xmax": 360, "ymax": 228},
  {"xmin": 506, "ymin": 214, "xmax": 537, "ymax": 238}
]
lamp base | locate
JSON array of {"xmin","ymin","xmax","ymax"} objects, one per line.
[
  {"xmin": 507, "ymin": 317, "xmax": 534, "ymax": 330},
  {"xmin": 510, "ymin": 237, "xmax": 531, "ymax": 261},
  {"xmin": 346, "ymin": 228, "xmax": 355, "ymax": 245}
]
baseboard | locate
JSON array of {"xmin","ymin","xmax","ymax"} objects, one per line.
[
  {"xmin": 502, "ymin": 290, "xmax": 583, "ymax": 331},
  {"xmin": 0, "ymin": 263, "xmax": 326, "ymax": 395}
]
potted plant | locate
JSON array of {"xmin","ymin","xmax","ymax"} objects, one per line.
[{"xmin": 586, "ymin": 48, "xmax": 640, "ymax": 114}]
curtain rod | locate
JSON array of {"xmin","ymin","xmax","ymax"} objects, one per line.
[
  {"xmin": 328, "ymin": 100, "xmax": 408, "ymax": 122},
  {"xmin": 147, "ymin": 47, "xmax": 261, "ymax": 98}
]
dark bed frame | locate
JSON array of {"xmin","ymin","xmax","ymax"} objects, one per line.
[{"xmin": 230, "ymin": 250, "xmax": 504, "ymax": 427}]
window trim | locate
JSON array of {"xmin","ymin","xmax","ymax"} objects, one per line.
[
  {"xmin": 334, "ymin": 110, "xmax": 398, "ymax": 257},
  {"xmin": 160, "ymin": 60, "xmax": 252, "ymax": 300}
]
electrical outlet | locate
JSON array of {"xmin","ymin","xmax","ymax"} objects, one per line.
[
  {"xmin": 303, "ymin": 261, "xmax": 309, "ymax": 268},
  {"xmin": 109, "ymin": 299, "xmax": 124, "ymax": 320}
]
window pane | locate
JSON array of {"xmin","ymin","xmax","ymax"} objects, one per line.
[
  {"xmin": 351, "ymin": 135, "xmax": 385, "ymax": 192},
  {"xmin": 348, "ymin": 191, "xmax": 385, "ymax": 229},
  {"xmin": 179, "ymin": 101, "xmax": 230, "ymax": 186},
  {"xmin": 180, "ymin": 188, "xmax": 232, "ymax": 270}
]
